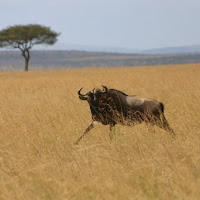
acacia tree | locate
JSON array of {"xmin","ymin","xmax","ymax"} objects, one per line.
[{"xmin": 0, "ymin": 24, "xmax": 60, "ymax": 71}]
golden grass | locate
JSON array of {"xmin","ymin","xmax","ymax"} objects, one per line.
[{"xmin": 0, "ymin": 64, "xmax": 200, "ymax": 200}]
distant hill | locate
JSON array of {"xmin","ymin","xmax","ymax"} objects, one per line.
[
  {"xmin": 0, "ymin": 50, "xmax": 200, "ymax": 71},
  {"xmin": 140, "ymin": 45, "xmax": 200, "ymax": 55},
  {"xmin": 32, "ymin": 43, "xmax": 200, "ymax": 54}
]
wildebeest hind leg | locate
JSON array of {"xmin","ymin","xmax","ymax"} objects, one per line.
[
  {"xmin": 157, "ymin": 117, "xmax": 175, "ymax": 138},
  {"xmin": 74, "ymin": 121, "xmax": 96, "ymax": 145}
]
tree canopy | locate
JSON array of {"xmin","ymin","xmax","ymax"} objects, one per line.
[{"xmin": 0, "ymin": 24, "xmax": 60, "ymax": 71}]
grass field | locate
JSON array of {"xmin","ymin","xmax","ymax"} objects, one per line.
[{"xmin": 0, "ymin": 64, "xmax": 200, "ymax": 200}]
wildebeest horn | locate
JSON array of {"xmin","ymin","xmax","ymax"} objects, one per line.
[
  {"xmin": 78, "ymin": 87, "xmax": 87, "ymax": 96},
  {"xmin": 101, "ymin": 85, "xmax": 108, "ymax": 93}
]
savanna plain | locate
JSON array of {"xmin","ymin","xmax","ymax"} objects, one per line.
[{"xmin": 0, "ymin": 64, "xmax": 200, "ymax": 200}]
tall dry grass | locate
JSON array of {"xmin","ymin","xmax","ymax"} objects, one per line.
[{"xmin": 0, "ymin": 64, "xmax": 200, "ymax": 200}]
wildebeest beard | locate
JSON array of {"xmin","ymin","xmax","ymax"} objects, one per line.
[{"xmin": 88, "ymin": 94, "xmax": 116, "ymax": 125}]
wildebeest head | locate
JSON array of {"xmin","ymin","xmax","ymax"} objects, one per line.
[
  {"xmin": 78, "ymin": 85, "xmax": 107, "ymax": 103},
  {"xmin": 78, "ymin": 85, "xmax": 111, "ymax": 125}
]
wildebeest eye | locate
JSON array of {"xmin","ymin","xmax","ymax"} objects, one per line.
[{"xmin": 88, "ymin": 93, "xmax": 94, "ymax": 100}]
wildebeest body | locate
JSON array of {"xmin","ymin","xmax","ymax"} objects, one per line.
[{"xmin": 75, "ymin": 86, "xmax": 175, "ymax": 144}]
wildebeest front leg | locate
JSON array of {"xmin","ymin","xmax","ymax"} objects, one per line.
[
  {"xmin": 109, "ymin": 124, "xmax": 115, "ymax": 141},
  {"xmin": 74, "ymin": 121, "xmax": 97, "ymax": 145}
]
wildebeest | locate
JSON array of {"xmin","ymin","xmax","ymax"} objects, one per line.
[{"xmin": 75, "ymin": 85, "xmax": 175, "ymax": 144}]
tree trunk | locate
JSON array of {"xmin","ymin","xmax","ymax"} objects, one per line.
[
  {"xmin": 25, "ymin": 57, "xmax": 29, "ymax": 71},
  {"xmin": 21, "ymin": 49, "xmax": 30, "ymax": 71}
]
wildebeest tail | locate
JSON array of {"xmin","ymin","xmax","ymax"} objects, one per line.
[{"xmin": 160, "ymin": 102, "xmax": 164, "ymax": 113}]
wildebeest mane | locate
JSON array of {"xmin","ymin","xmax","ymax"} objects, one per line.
[{"xmin": 108, "ymin": 89, "xmax": 128, "ymax": 96}]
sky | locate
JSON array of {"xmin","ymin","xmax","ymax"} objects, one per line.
[{"xmin": 1, "ymin": 0, "xmax": 200, "ymax": 50}]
